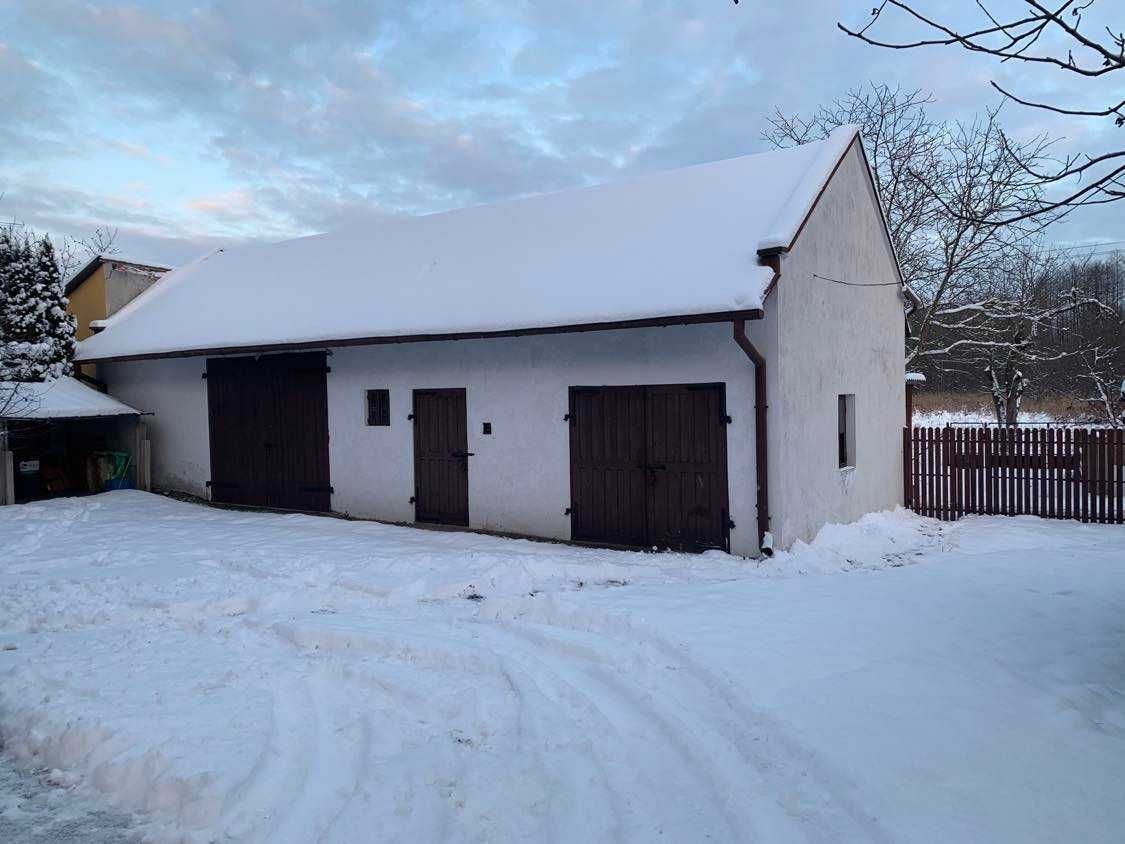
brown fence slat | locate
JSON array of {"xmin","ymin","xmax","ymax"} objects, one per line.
[
  {"xmin": 1092, "ymin": 430, "xmax": 1102, "ymax": 524},
  {"xmin": 904, "ymin": 424, "xmax": 1122, "ymax": 526},
  {"xmin": 1064, "ymin": 428, "xmax": 1074, "ymax": 521},
  {"xmin": 1111, "ymin": 432, "xmax": 1120, "ymax": 526},
  {"xmin": 1047, "ymin": 428, "xmax": 1056, "ymax": 520},
  {"xmin": 938, "ymin": 427, "xmax": 948, "ymax": 521},
  {"xmin": 1079, "ymin": 429, "xmax": 1089, "ymax": 523}
]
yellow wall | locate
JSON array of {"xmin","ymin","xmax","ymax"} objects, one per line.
[
  {"xmin": 66, "ymin": 265, "xmax": 108, "ymax": 378},
  {"xmin": 67, "ymin": 265, "xmax": 108, "ymax": 341}
]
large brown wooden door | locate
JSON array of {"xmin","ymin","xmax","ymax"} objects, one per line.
[
  {"xmin": 206, "ymin": 352, "xmax": 332, "ymax": 512},
  {"xmin": 412, "ymin": 388, "xmax": 470, "ymax": 526},
  {"xmin": 569, "ymin": 384, "xmax": 730, "ymax": 552}
]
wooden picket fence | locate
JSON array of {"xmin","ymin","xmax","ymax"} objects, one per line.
[{"xmin": 904, "ymin": 426, "xmax": 1125, "ymax": 523}]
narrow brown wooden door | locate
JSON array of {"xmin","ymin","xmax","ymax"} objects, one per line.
[
  {"xmin": 412, "ymin": 388, "xmax": 470, "ymax": 525},
  {"xmin": 645, "ymin": 384, "xmax": 730, "ymax": 551},
  {"xmin": 569, "ymin": 387, "xmax": 649, "ymax": 547},
  {"xmin": 206, "ymin": 352, "xmax": 332, "ymax": 512},
  {"xmin": 569, "ymin": 384, "xmax": 730, "ymax": 552}
]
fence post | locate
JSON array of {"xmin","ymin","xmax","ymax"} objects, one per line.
[
  {"xmin": 950, "ymin": 427, "xmax": 962, "ymax": 519},
  {"xmin": 902, "ymin": 426, "xmax": 911, "ymax": 510}
]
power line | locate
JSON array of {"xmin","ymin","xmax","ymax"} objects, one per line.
[
  {"xmin": 1049, "ymin": 240, "xmax": 1125, "ymax": 253},
  {"xmin": 811, "ymin": 272, "xmax": 903, "ymax": 287}
]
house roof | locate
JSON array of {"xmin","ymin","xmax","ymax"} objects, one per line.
[
  {"xmin": 65, "ymin": 255, "xmax": 171, "ymax": 296},
  {"xmin": 77, "ymin": 126, "xmax": 862, "ymax": 363},
  {"xmin": 0, "ymin": 377, "xmax": 142, "ymax": 420}
]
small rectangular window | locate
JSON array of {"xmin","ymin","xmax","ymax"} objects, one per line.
[
  {"xmin": 366, "ymin": 389, "xmax": 390, "ymax": 426},
  {"xmin": 838, "ymin": 394, "xmax": 856, "ymax": 468}
]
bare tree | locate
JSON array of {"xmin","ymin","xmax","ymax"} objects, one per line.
[
  {"xmin": 1043, "ymin": 251, "xmax": 1124, "ymax": 425},
  {"xmin": 1076, "ymin": 346, "xmax": 1124, "ymax": 426},
  {"xmin": 838, "ymin": 1, "xmax": 1125, "ymax": 223},
  {"xmin": 927, "ymin": 248, "xmax": 1119, "ymax": 424},
  {"xmin": 766, "ymin": 85, "xmax": 1121, "ymax": 424},
  {"xmin": 55, "ymin": 226, "xmax": 119, "ymax": 279},
  {"xmin": 765, "ymin": 85, "xmax": 1060, "ymax": 369}
]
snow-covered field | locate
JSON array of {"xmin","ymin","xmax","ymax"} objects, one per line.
[
  {"xmin": 1, "ymin": 492, "xmax": 1123, "ymax": 843},
  {"xmin": 914, "ymin": 409, "xmax": 1066, "ymax": 427}
]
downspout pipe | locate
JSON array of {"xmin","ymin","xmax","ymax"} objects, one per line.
[{"xmin": 733, "ymin": 317, "xmax": 771, "ymax": 556}]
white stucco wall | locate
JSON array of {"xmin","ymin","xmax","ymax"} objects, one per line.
[
  {"xmin": 96, "ymin": 323, "xmax": 764, "ymax": 556},
  {"xmin": 768, "ymin": 141, "xmax": 906, "ymax": 546},
  {"xmin": 99, "ymin": 357, "xmax": 210, "ymax": 499},
  {"xmin": 326, "ymin": 322, "xmax": 763, "ymax": 556}
]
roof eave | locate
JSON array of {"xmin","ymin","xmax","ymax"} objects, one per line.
[
  {"xmin": 77, "ymin": 308, "xmax": 766, "ymax": 364},
  {"xmin": 755, "ymin": 130, "xmax": 907, "ymax": 301}
]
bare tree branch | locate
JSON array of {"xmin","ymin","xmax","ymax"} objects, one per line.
[{"xmin": 834, "ymin": 0, "xmax": 1125, "ymax": 223}]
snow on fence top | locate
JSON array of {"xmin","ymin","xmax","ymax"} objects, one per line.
[
  {"xmin": 0, "ymin": 377, "xmax": 142, "ymax": 419},
  {"xmin": 77, "ymin": 126, "xmax": 860, "ymax": 362}
]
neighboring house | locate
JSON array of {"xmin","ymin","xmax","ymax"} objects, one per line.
[
  {"xmin": 66, "ymin": 256, "xmax": 170, "ymax": 343},
  {"xmin": 75, "ymin": 125, "xmax": 905, "ymax": 556}
]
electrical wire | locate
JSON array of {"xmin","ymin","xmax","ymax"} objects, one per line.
[{"xmin": 811, "ymin": 272, "xmax": 904, "ymax": 287}]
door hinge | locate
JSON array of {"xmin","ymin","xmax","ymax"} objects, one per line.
[
  {"xmin": 564, "ymin": 506, "xmax": 572, "ymax": 516},
  {"xmin": 300, "ymin": 485, "xmax": 334, "ymax": 494},
  {"xmin": 206, "ymin": 480, "xmax": 238, "ymax": 489},
  {"xmin": 724, "ymin": 414, "xmax": 733, "ymax": 424},
  {"xmin": 563, "ymin": 413, "xmax": 571, "ymax": 422}
]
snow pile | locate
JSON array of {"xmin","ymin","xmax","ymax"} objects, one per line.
[
  {"xmin": 1, "ymin": 492, "xmax": 1123, "ymax": 842},
  {"xmin": 763, "ymin": 507, "xmax": 943, "ymax": 573}
]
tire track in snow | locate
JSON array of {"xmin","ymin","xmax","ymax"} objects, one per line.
[
  {"xmin": 215, "ymin": 675, "xmax": 316, "ymax": 842},
  {"xmin": 476, "ymin": 621, "xmax": 748, "ymax": 842},
  {"xmin": 483, "ymin": 606, "xmax": 893, "ymax": 843},
  {"xmin": 492, "ymin": 656, "xmax": 623, "ymax": 843}
]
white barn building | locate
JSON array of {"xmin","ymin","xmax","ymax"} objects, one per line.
[{"xmin": 76, "ymin": 125, "xmax": 905, "ymax": 556}]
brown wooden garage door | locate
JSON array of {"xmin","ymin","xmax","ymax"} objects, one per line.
[
  {"xmin": 568, "ymin": 384, "xmax": 730, "ymax": 552},
  {"xmin": 206, "ymin": 352, "xmax": 332, "ymax": 512}
]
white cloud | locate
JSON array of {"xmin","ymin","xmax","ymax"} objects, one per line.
[{"xmin": 0, "ymin": 0, "xmax": 1119, "ymax": 267}]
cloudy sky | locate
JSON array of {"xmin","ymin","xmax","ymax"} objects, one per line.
[{"xmin": 1, "ymin": 0, "xmax": 1122, "ymax": 268}]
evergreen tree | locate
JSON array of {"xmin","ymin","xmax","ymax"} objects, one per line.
[
  {"xmin": 0, "ymin": 229, "xmax": 14, "ymax": 382},
  {"xmin": 33, "ymin": 237, "xmax": 77, "ymax": 378},
  {"xmin": 0, "ymin": 232, "xmax": 76, "ymax": 381}
]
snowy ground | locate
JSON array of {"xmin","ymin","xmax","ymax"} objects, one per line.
[
  {"xmin": 914, "ymin": 409, "xmax": 1066, "ymax": 427},
  {"xmin": 1, "ymin": 492, "xmax": 1123, "ymax": 843},
  {"xmin": 0, "ymin": 756, "xmax": 139, "ymax": 843}
]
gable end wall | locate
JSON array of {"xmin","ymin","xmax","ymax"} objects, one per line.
[{"xmin": 771, "ymin": 142, "xmax": 905, "ymax": 546}]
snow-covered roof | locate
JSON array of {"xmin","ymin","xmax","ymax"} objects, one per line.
[
  {"xmin": 77, "ymin": 126, "xmax": 861, "ymax": 363},
  {"xmin": 0, "ymin": 377, "xmax": 142, "ymax": 419},
  {"xmin": 905, "ymin": 372, "xmax": 927, "ymax": 384}
]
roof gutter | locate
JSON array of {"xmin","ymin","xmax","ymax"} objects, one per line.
[
  {"xmin": 732, "ymin": 253, "xmax": 778, "ymax": 556},
  {"xmin": 76, "ymin": 308, "xmax": 765, "ymax": 364}
]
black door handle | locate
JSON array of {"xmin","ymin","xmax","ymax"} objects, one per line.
[{"xmin": 451, "ymin": 451, "xmax": 475, "ymax": 458}]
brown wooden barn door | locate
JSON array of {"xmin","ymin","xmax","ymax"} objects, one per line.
[
  {"xmin": 645, "ymin": 384, "xmax": 730, "ymax": 552},
  {"xmin": 569, "ymin": 387, "xmax": 649, "ymax": 547},
  {"xmin": 271, "ymin": 353, "xmax": 332, "ymax": 512},
  {"xmin": 412, "ymin": 388, "xmax": 470, "ymax": 526},
  {"xmin": 568, "ymin": 384, "xmax": 730, "ymax": 552},
  {"xmin": 206, "ymin": 352, "xmax": 332, "ymax": 512}
]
